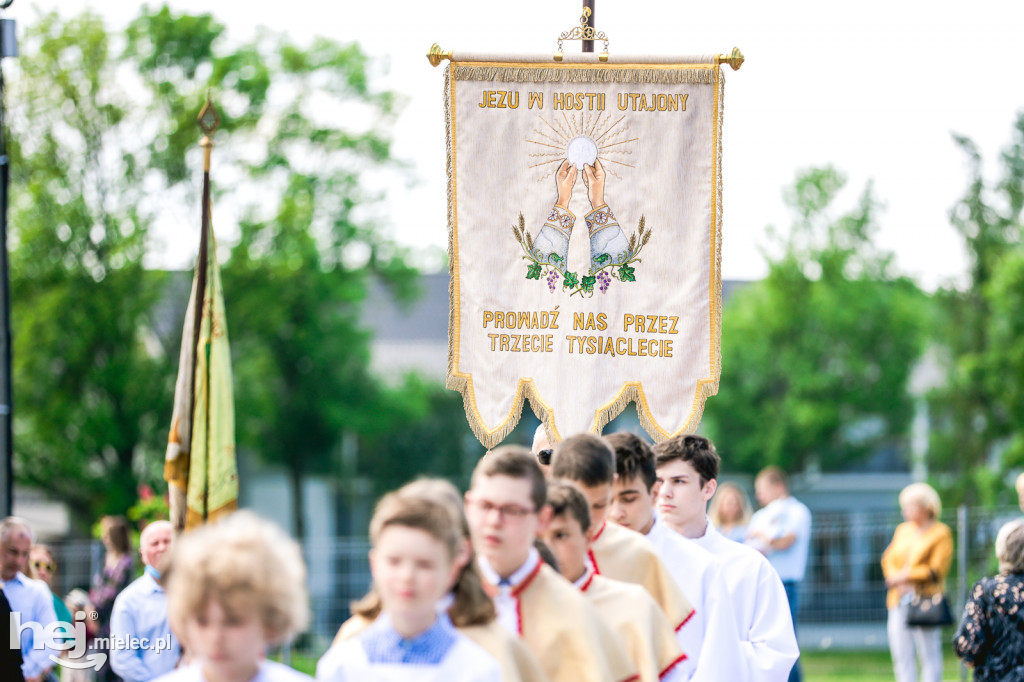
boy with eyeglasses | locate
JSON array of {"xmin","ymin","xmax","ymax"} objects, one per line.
[{"xmin": 465, "ymin": 446, "xmax": 637, "ymax": 682}]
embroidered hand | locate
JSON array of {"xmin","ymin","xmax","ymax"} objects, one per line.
[
  {"xmin": 582, "ymin": 158, "xmax": 606, "ymax": 209},
  {"xmin": 555, "ymin": 159, "xmax": 576, "ymax": 207}
]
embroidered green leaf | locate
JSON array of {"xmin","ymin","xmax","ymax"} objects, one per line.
[
  {"xmin": 619, "ymin": 264, "xmax": 636, "ymax": 282},
  {"xmin": 563, "ymin": 271, "xmax": 579, "ymax": 289},
  {"xmin": 581, "ymin": 275, "xmax": 596, "ymax": 293},
  {"xmin": 593, "ymin": 253, "xmax": 610, "ymax": 265},
  {"xmin": 526, "ymin": 263, "xmax": 542, "ymax": 280},
  {"xmin": 549, "ymin": 253, "xmax": 563, "ymax": 263}
]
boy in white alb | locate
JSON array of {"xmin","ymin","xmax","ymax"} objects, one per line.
[
  {"xmin": 465, "ymin": 446, "xmax": 638, "ymax": 682},
  {"xmin": 605, "ymin": 432, "xmax": 743, "ymax": 682},
  {"xmin": 155, "ymin": 511, "xmax": 310, "ymax": 682},
  {"xmin": 653, "ymin": 435, "xmax": 799, "ymax": 682}
]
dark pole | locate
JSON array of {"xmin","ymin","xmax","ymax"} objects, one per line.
[
  {"xmin": 0, "ymin": 1, "xmax": 15, "ymax": 518},
  {"xmin": 583, "ymin": 0, "xmax": 595, "ymax": 53}
]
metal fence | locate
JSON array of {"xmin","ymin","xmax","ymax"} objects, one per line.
[{"xmin": 46, "ymin": 505, "xmax": 1021, "ymax": 657}]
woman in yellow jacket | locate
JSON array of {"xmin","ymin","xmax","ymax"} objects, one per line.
[{"xmin": 881, "ymin": 482, "xmax": 954, "ymax": 682}]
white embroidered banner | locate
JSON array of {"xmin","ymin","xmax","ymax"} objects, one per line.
[{"xmin": 443, "ymin": 55, "xmax": 727, "ymax": 446}]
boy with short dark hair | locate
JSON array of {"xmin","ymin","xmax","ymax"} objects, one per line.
[
  {"xmin": 465, "ymin": 446, "xmax": 637, "ymax": 682},
  {"xmin": 653, "ymin": 435, "xmax": 798, "ymax": 682},
  {"xmin": 541, "ymin": 480, "xmax": 686, "ymax": 682},
  {"xmin": 605, "ymin": 431, "xmax": 743, "ymax": 682},
  {"xmin": 550, "ymin": 434, "xmax": 694, "ymax": 635}
]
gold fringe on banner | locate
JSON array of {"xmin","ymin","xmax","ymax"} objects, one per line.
[{"xmin": 452, "ymin": 64, "xmax": 716, "ymax": 85}]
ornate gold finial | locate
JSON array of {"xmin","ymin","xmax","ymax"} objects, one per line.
[
  {"xmin": 717, "ymin": 47, "xmax": 745, "ymax": 71},
  {"xmin": 554, "ymin": 7, "xmax": 610, "ymax": 63},
  {"xmin": 198, "ymin": 95, "xmax": 220, "ymax": 172},
  {"xmin": 427, "ymin": 43, "xmax": 452, "ymax": 67}
]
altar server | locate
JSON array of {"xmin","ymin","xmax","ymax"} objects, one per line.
[
  {"xmin": 317, "ymin": 493, "xmax": 502, "ymax": 682},
  {"xmin": 465, "ymin": 446, "xmax": 638, "ymax": 682},
  {"xmin": 541, "ymin": 480, "xmax": 686, "ymax": 682},
  {"xmin": 605, "ymin": 431, "xmax": 743, "ymax": 682},
  {"xmin": 550, "ymin": 434, "xmax": 694, "ymax": 634},
  {"xmin": 332, "ymin": 478, "xmax": 547, "ymax": 682},
  {"xmin": 157, "ymin": 511, "xmax": 310, "ymax": 682},
  {"xmin": 653, "ymin": 435, "xmax": 799, "ymax": 682}
]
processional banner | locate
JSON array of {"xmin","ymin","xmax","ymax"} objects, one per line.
[{"xmin": 440, "ymin": 49, "xmax": 739, "ymax": 447}]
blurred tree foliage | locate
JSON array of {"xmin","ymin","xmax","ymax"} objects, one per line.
[
  {"xmin": 929, "ymin": 112, "xmax": 1024, "ymax": 506},
  {"xmin": 703, "ymin": 167, "xmax": 929, "ymax": 474},
  {"xmin": 7, "ymin": 7, "xmax": 424, "ymax": 533}
]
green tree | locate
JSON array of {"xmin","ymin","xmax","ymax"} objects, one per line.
[
  {"xmin": 124, "ymin": 6, "xmax": 418, "ymax": 539},
  {"xmin": 929, "ymin": 112, "xmax": 1024, "ymax": 505},
  {"xmin": 7, "ymin": 7, "xmax": 418, "ymax": 531},
  {"xmin": 8, "ymin": 11, "xmax": 173, "ymax": 523},
  {"xmin": 703, "ymin": 167, "xmax": 928, "ymax": 474}
]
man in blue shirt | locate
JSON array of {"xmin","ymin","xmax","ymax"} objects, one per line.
[
  {"xmin": 1, "ymin": 517, "xmax": 58, "ymax": 682},
  {"xmin": 109, "ymin": 520, "xmax": 180, "ymax": 681}
]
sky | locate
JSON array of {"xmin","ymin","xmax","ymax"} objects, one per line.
[{"xmin": 5, "ymin": 0, "xmax": 1024, "ymax": 290}]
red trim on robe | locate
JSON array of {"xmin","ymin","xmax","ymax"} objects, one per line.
[
  {"xmin": 510, "ymin": 556, "xmax": 543, "ymax": 636},
  {"xmin": 675, "ymin": 608, "xmax": 696, "ymax": 632},
  {"xmin": 619, "ymin": 675, "xmax": 641, "ymax": 682},
  {"xmin": 659, "ymin": 653, "xmax": 689, "ymax": 679},
  {"xmin": 579, "ymin": 572, "xmax": 596, "ymax": 593},
  {"xmin": 587, "ymin": 549, "xmax": 601, "ymax": 575},
  {"xmin": 592, "ymin": 521, "xmax": 607, "ymax": 541}
]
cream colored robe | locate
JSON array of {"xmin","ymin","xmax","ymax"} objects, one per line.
[
  {"xmin": 580, "ymin": 572, "xmax": 687, "ymax": 682},
  {"xmin": 484, "ymin": 557, "xmax": 639, "ymax": 682},
  {"xmin": 589, "ymin": 521, "xmax": 695, "ymax": 631}
]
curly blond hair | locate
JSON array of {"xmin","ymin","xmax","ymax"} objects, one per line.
[{"xmin": 166, "ymin": 510, "xmax": 309, "ymax": 646}]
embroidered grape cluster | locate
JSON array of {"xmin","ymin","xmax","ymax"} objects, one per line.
[{"xmin": 514, "ymin": 212, "xmax": 651, "ymax": 299}]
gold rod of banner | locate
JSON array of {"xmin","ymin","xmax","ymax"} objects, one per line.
[
  {"xmin": 426, "ymin": 43, "xmax": 745, "ymax": 70},
  {"xmin": 197, "ymin": 94, "xmax": 221, "ymax": 172},
  {"xmin": 716, "ymin": 47, "xmax": 745, "ymax": 71},
  {"xmin": 427, "ymin": 44, "xmax": 452, "ymax": 67}
]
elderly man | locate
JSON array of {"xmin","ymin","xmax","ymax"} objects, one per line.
[
  {"xmin": 109, "ymin": 520, "xmax": 181, "ymax": 681},
  {"xmin": 1, "ymin": 517, "xmax": 57, "ymax": 682}
]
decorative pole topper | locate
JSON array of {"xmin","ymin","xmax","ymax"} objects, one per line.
[{"xmin": 198, "ymin": 95, "xmax": 221, "ymax": 172}]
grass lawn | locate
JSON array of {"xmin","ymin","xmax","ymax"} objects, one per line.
[
  {"xmin": 802, "ymin": 648, "xmax": 966, "ymax": 681},
  {"xmin": 281, "ymin": 647, "xmax": 971, "ymax": 681}
]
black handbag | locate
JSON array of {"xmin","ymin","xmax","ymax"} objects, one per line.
[{"xmin": 906, "ymin": 591, "xmax": 953, "ymax": 627}]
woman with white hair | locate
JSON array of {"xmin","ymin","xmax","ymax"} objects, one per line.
[
  {"xmin": 954, "ymin": 518, "xmax": 1024, "ymax": 680},
  {"xmin": 881, "ymin": 482, "xmax": 954, "ymax": 682}
]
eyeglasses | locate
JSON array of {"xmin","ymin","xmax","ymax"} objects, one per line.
[
  {"xmin": 469, "ymin": 498, "xmax": 535, "ymax": 520},
  {"xmin": 32, "ymin": 560, "xmax": 55, "ymax": 573},
  {"xmin": 536, "ymin": 449, "xmax": 553, "ymax": 466}
]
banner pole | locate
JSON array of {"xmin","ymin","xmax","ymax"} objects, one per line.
[{"xmin": 582, "ymin": 0, "xmax": 595, "ymax": 53}]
